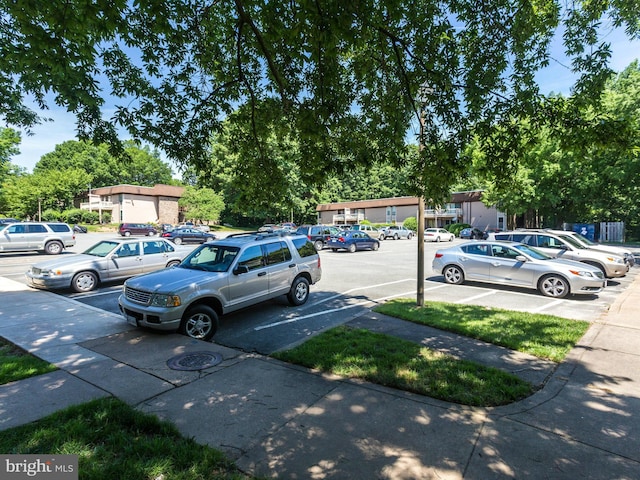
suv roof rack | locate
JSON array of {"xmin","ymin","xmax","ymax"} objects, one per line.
[{"xmin": 225, "ymin": 231, "xmax": 298, "ymax": 240}]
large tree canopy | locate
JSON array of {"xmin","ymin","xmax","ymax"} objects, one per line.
[{"xmin": 1, "ymin": 1, "xmax": 638, "ymax": 202}]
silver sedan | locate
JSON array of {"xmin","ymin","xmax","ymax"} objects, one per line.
[
  {"xmin": 432, "ymin": 241, "xmax": 606, "ymax": 298},
  {"xmin": 26, "ymin": 238, "xmax": 191, "ymax": 293}
]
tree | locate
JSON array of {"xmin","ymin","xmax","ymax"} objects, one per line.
[
  {"xmin": 178, "ymin": 187, "xmax": 225, "ymax": 225},
  {"xmin": 2, "ymin": 1, "xmax": 638, "ymax": 203},
  {"xmin": 34, "ymin": 140, "xmax": 174, "ymax": 187},
  {"xmin": 2, "ymin": 168, "xmax": 92, "ymax": 219}
]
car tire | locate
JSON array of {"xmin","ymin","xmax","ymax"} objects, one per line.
[
  {"xmin": 379, "ymin": 234, "xmax": 384, "ymax": 241},
  {"xmin": 180, "ymin": 305, "xmax": 218, "ymax": 341},
  {"xmin": 205, "ymin": 236, "xmax": 214, "ymax": 242},
  {"xmin": 348, "ymin": 243, "xmax": 357, "ymax": 253},
  {"xmin": 539, "ymin": 275, "xmax": 569, "ymax": 298},
  {"xmin": 435, "ymin": 236, "xmax": 441, "ymax": 242},
  {"xmin": 394, "ymin": 234, "xmax": 399, "ymax": 240},
  {"xmin": 288, "ymin": 276, "xmax": 310, "ymax": 306},
  {"xmin": 166, "ymin": 260, "xmax": 180, "ymax": 267},
  {"xmin": 372, "ymin": 242, "xmax": 379, "ymax": 251},
  {"xmin": 123, "ymin": 231, "xmax": 131, "ymax": 237},
  {"xmin": 44, "ymin": 241, "xmax": 63, "ymax": 255},
  {"xmin": 407, "ymin": 233, "xmax": 413, "ymax": 240},
  {"xmin": 173, "ymin": 237, "xmax": 183, "ymax": 245},
  {"xmin": 449, "ymin": 236, "xmax": 454, "ymax": 242},
  {"xmin": 332, "ymin": 248, "xmax": 338, "ymax": 252},
  {"xmin": 313, "ymin": 240, "xmax": 323, "ymax": 251},
  {"xmin": 443, "ymin": 265, "xmax": 464, "ymax": 285},
  {"xmin": 71, "ymin": 271, "xmax": 98, "ymax": 292}
]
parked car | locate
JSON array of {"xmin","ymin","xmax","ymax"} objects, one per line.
[
  {"xmin": 351, "ymin": 224, "xmax": 385, "ymax": 240},
  {"xmin": 424, "ymin": 228, "xmax": 455, "ymax": 242},
  {"xmin": 0, "ymin": 222, "xmax": 75, "ymax": 255},
  {"xmin": 118, "ymin": 223, "xmax": 157, "ymax": 236},
  {"xmin": 326, "ymin": 231, "xmax": 380, "ymax": 252},
  {"xmin": 546, "ymin": 229, "xmax": 635, "ymax": 267},
  {"xmin": 258, "ymin": 224, "xmax": 276, "ymax": 232},
  {"xmin": 26, "ymin": 238, "xmax": 189, "ymax": 292},
  {"xmin": 295, "ymin": 225, "xmax": 341, "ymax": 250},
  {"xmin": 459, "ymin": 227, "xmax": 485, "ymax": 240},
  {"xmin": 488, "ymin": 230, "xmax": 628, "ymax": 278},
  {"xmin": 73, "ymin": 224, "xmax": 88, "ymax": 233},
  {"xmin": 119, "ymin": 232, "xmax": 322, "ymax": 340},
  {"xmin": 380, "ymin": 225, "xmax": 414, "ymax": 240},
  {"xmin": 162, "ymin": 227, "xmax": 216, "ymax": 245},
  {"xmin": 432, "ymin": 241, "xmax": 605, "ymax": 298},
  {"xmin": 0, "ymin": 217, "xmax": 20, "ymax": 225}
]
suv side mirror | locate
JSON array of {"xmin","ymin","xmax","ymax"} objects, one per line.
[{"xmin": 233, "ymin": 265, "xmax": 250, "ymax": 275}]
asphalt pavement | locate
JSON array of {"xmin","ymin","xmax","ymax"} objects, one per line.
[{"xmin": 1, "ymin": 273, "xmax": 639, "ymax": 479}]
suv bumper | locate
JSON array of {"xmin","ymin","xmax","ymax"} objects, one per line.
[{"xmin": 118, "ymin": 295, "xmax": 184, "ymax": 331}]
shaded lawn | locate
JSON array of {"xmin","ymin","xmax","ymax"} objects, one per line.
[{"xmin": 374, "ymin": 299, "xmax": 591, "ymax": 362}]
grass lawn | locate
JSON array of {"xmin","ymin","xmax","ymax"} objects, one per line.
[
  {"xmin": 0, "ymin": 397, "xmax": 255, "ymax": 480},
  {"xmin": 0, "ymin": 337, "xmax": 57, "ymax": 384},
  {"xmin": 273, "ymin": 326, "xmax": 533, "ymax": 406},
  {"xmin": 373, "ymin": 299, "xmax": 591, "ymax": 362}
]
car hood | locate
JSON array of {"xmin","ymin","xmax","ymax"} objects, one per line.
[
  {"xmin": 124, "ymin": 265, "xmax": 226, "ymax": 292},
  {"xmin": 30, "ymin": 254, "xmax": 104, "ymax": 270},
  {"xmin": 547, "ymin": 257, "xmax": 601, "ymax": 272}
]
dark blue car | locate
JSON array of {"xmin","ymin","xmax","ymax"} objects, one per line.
[
  {"xmin": 161, "ymin": 227, "xmax": 216, "ymax": 245},
  {"xmin": 326, "ymin": 231, "xmax": 380, "ymax": 253}
]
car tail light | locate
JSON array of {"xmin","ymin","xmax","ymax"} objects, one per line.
[
  {"xmin": 435, "ymin": 253, "xmax": 444, "ymax": 258},
  {"xmin": 317, "ymin": 256, "xmax": 321, "ymax": 268}
]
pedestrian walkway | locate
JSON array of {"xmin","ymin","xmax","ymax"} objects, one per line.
[{"xmin": 1, "ymin": 274, "xmax": 639, "ymax": 479}]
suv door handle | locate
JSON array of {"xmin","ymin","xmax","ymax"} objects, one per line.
[
  {"xmin": 288, "ymin": 264, "xmax": 296, "ymax": 268},
  {"xmin": 258, "ymin": 271, "xmax": 267, "ymax": 277}
]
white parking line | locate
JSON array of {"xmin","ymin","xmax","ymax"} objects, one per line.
[
  {"xmin": 455, "ymin": 291, "xmax": 496, "ymax": 304},
  {"xmin": 255, "ymin": 283, "xmax": 448, "ymax": 331},
  {"xmin": 531, "ymin": 299, "xmax": 564, "ymax": 313}
]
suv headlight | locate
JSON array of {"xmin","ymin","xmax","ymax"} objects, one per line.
[
  {"xmin": 150, "ymin": 294, "xmax": 182, "ymax": 307},
  {"xmin": 606, "ymin": 256, "xmax": 624, "ymax": 264}
]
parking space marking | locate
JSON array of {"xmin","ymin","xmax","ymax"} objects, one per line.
[
  {"xmin": 455, "ymin": 291, "xmax": 496, "ymax": 304},
  {"xmin": 255, "ymin": 284, "xmax": 448, "ymax": 331},
  {"xmin": 313, "ymin": 278, "xmax": 416, "ymax": 306},
  {"xmin": 531, "ymin": 299, "xmax": 564, "ymax": 313}
]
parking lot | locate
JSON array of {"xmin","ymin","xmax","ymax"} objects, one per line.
[{"xmin": 1, "ymin": 232, "xmax": 638, "ymax": 354}]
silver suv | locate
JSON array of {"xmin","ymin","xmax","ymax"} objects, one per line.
[
  {"xmin": 118, "ymin": 232, "xmax": 322, "ymax": 340},
  {"xmin": 0, "ymin": 222, "xmax": 75, "ymax": 254},
  {"xmin": 488, "ymin": 230, "xmax": 628, "ymax": 278},
  {"xmin": 547, "ymin": 230, "xmax": 635, "ymax": 267}
]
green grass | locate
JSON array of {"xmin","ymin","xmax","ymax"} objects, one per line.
[
  {"xmin": 273, "ymin": 326, "xmax": 533, "ymax": 406},
  {"xmin": 0, "ymin": 337, "xmax": 57, "ymax": 384},
  {"xmin": 374, "ymin": 299, "xmax": 590, "ymax": 362},
  {"xmin": 0, "ymin": 397, "xmax": 255, "ymax": 480}
]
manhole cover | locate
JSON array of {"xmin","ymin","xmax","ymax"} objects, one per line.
[{"xmin": 167, "ymin": 351, "xmax": 223, "ymax": 371}]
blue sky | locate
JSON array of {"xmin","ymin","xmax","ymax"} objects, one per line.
[{"xmin": 10, "ymin": 28, "xmax": 640, "ymax": 176}]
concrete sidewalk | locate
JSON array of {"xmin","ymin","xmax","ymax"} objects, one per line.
[{"xmin": 1, "ymin": 275, "xmax": 639, "ymax": 479}]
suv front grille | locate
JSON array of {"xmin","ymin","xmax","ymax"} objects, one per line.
[{"xmin": 125, "ymin": 286, "xmax": 152, "ymax": 304}]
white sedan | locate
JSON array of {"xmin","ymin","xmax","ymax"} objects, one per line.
[{"xmin": 424, "ymin": 228, "xmax": 455, "ymax": 242}]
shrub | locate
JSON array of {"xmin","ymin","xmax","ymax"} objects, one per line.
[
  {"xmin": 403, "ymin": 217, "xmax": 418, "ymax": 231},
  {"xmin": 448, "ymin": 223, "xmax": 470, "ymax": 235}
]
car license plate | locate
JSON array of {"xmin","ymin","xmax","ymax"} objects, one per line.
[{"xmin": 126, "ymin": 315, "xmax": 138, "ymax": 326}]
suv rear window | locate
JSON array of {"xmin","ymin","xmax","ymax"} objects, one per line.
[
  {"xmin": 47, "ymin": 223, "xmax": 72, "ymax": 232},
  {"xmin": 264, "ymin": 241, "xmax": 292, "ymax": 265},
  {"xmin": 292, "ymin": 237, "xmax": 317, "ymax": 258}
]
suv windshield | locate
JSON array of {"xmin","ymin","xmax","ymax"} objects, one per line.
[
  {"xmin": 557, "ymin": 234, "xmax": 586, "ymax": 249},
  {"xmin": 181, "ymin": 244, "xmax": 240, "ymax": 272}
]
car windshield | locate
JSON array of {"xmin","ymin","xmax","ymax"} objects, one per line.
[
  {"xmin": 180, "ymin": 244, "xmax": 240, "ymax": 272},
  {"xmin": 512, "ymin": 243, "xmax": 552, "ymax": 260},
  {"xmin": 83, "ymin": 241, "xmax": 121, "ymax": 257},
  {"xmin": 574, "ymin": 233, "xmax": 596, "ymax": 245},
  {"xmin": 557, "ymin": 234, "xmax": 585, "ymax": 249}
]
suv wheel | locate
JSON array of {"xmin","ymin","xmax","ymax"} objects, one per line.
[
  {"xmin": 313, "ymin": 240, "xmax": 323, "ymax": 251},
  {"xmin": 123, "ymin": 231, "xmax": 131, "ymax": 237},
  {"xmin": 44, "ymin": 241, "xmax": 63, "ymax": 255},
  {"xmin": 180, "ymin": 305, "xmax": 218, "ymax": 341},
  {"xmin": 288, "ymin": 277, "xmax": 310, "ymax": 306}
]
